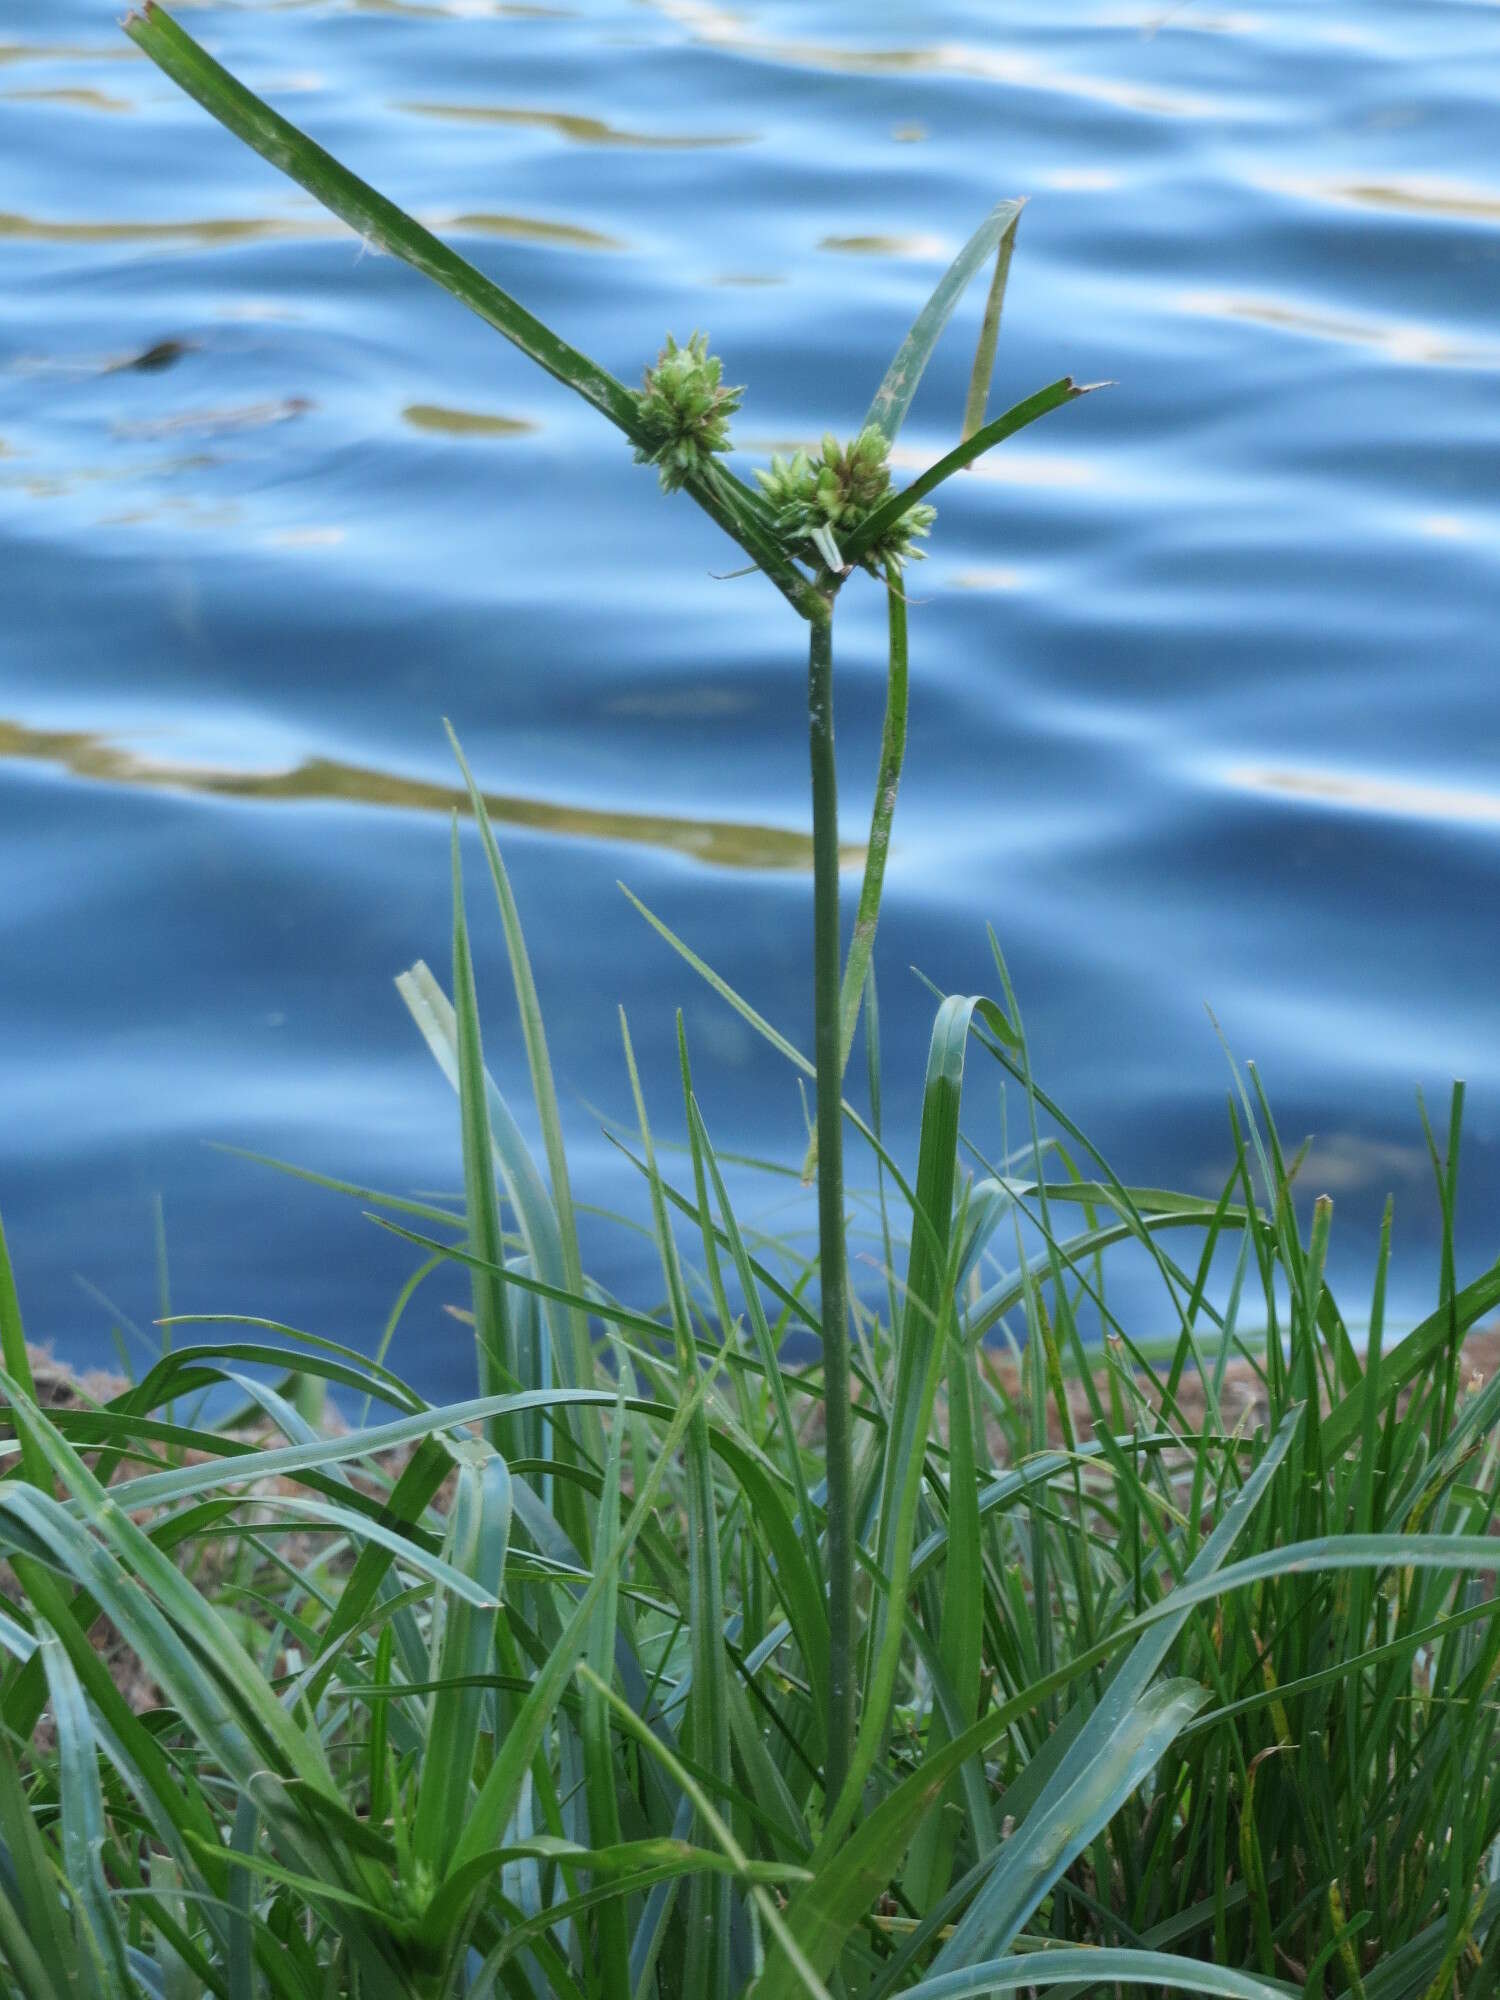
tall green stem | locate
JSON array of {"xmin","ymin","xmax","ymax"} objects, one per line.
[
  {"xmin": 808, "ymin": 595, "xmax": 855, "ymax": 1806},
  {"xmin": 799, "ymin": 569, "xmax": 908, "ymax": 1183},
  {"xmin": 840, "ymin": 575, "xmax": 909, "ymax": 1069}
]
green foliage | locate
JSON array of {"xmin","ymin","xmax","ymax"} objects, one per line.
[
  {"xmin": 115, "ymin": 3, "xmax": 1091, "ymax": 1810},
  {"xmin": 2, "ymin": 826, "xmax": 1500, "ymax": 1997},
  {"xmin": 2, "ymin": 10, "xmax": 1491, "ymax": 1996}
]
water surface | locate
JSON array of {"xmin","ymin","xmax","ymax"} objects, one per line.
[{"xmin": 3, "ymin": 0, "xmax": 1498, "ymax": 1392}]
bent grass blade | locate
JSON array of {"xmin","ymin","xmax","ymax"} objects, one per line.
[
  {"xmin": 123, "ymin": 5, "xmax": 638, "ymax": 433},
  {"xmin": 842, "ymin": 378, "xmax": 1101, "ymax": 570},
  {"xmin": 122, "ymin": 4, "xmax": 818, "ymax": 615},
  {"xmin": 864, "ymin": 199, "xmax": 1026, "ymax": 446}
]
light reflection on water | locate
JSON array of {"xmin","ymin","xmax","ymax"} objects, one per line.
[
  {"xmin": 0, "ymin": 207, "xmax": 625, "ymax": 249},
  {"xmin": 0, "ymin": 717, "xmax": 828, "ymax": 868},
  {"xmin": 1175, "ymin": 289, "xmax": 1500, "ymax": 368},
  {"xmin": 1, "ymin": 0, "xmax": 1497, "ymax": 1390},
  {"xmin": 392, "ymin": 98, "xmax": 756, "ymax": 146},
  {"xmin": 1221, "ymin": 766, "xmax": 1500, "ymax": 832},
  {"xmin": 643, "ymin": 0, "xmax": 1228, "ymax": 116},
  {"xmin": 1258, "ymin": 172, "xmax": 1500, "ymax": 224}
]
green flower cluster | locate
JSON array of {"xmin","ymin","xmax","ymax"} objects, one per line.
[
  {"xmin": 755, "ymin": 425, "xmax": 936, "ymax": 575},
  {"xmin": 632, "ymin": 331, "xmax": 742, "ymax": 493}
]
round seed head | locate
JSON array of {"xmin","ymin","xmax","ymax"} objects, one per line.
[
  {"xmin": 754, "ymin": 423, "xmax": 936, "ymax": 575},
  {"xmin": 633, "ymin": 331, "xmax": 743, "ymax": 494}
]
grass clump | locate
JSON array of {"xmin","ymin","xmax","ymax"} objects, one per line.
[
  {"xmin": 3, "ymin": 828, "xmax": 1500, "ymax": 1999},
  {"xmin": 0, "ymin": 7, "xmax": 1496, "ymax": 1995}
]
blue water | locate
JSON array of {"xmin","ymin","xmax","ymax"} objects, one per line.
[{"xmin": 3, "ymin": 0, "xmax": 1498, "ymax": 1396}]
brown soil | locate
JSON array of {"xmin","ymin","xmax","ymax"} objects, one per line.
[
  {"xmin": 8, "ymin": 1329, "xmax": 1499, "ymax": 1722},
  {"xmin": 982, "ymin": 1326, "xmax": 1500, "ymax": 1452}
]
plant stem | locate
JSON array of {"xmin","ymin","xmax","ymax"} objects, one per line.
[
  {"xmin": 799, "ymin": 568, "xmax": 909, "ymax": 1183},
  {"xmin": 808, "ymin": 594, "xmax": 855, "ymax": 1806},
  {"xmin": 840, "ymin": 574, "xmax": 909, "ymax": 1067}
]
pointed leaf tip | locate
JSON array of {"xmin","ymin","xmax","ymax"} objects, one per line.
[
  {"xmin": 841, "ymin": 375, "xmax": 1085, "ymax": 568},
  {"xmin": 865, "ymin": 196, "xmax": 1028, "ymax": 446}
]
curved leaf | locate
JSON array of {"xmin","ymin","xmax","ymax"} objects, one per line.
[
  {"xmin": 864, "ymin": 199, "xmax": 1025, "ymax": 444},
  {"xmin": 898, "ymin": 1948, "xmax": 1297, "ymax": 1999},
  {"xmin": 842, "ymin": 377, "xmax": 1097, "ymax": 569}
]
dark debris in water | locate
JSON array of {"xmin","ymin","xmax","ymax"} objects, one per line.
[{"xmin": 107, "ymin": 336, "xmax": 196, "ymax": 374}]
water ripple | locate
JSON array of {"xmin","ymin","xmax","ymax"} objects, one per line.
[
  {"xmin": 1260, "ymin": 172, "xmax": 1500, "ymax": 225},
  {"xmin": 1176, "ymin": 289, "xmax": 1500, "ymax": 368},
  {"xmin": 1, "ymin": 85, "xmax": 134, "ymax": 111},
  {"xmin": 646, "ymin": 0, "xmax": 1227, "ymax": 115},
  {"xmin": 0, "ymin": 207, "xmax": 623, "ymax": 251},
  {"xmin": 0, "ymin": 718, "xmax": 824, "ymax": 870},
  {"xmin": 394, "ymin": 99, "xmax": 754, "ymax": 148},
  {"xmin": 1222, "ymin": 765, "xmax": 1500, "ymax": 833}
]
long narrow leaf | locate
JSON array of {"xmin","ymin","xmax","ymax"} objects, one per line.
[
  {"xmin": 450, "ymin": 828, "xmax": 519, "ymax": 1448},
  {"xmin": 835, "ymin": 996, "xmax": 980, "ymax": 1843},
  {"xmin": 37, "ymin": 1623, "xmax": 136, "ymax": 2000},
  {"xmin": 960, "ymin": 206, "xmax": 1023, "ymax": 441},
  {"xmin": 123, "ymin": 3, "xmax": 637, "ymax": 430},
  {"xmin": 445, "ymin": 724, "xmax": 602, "ymax": 1461},
  {"xmin": 864, "ymin": 199, "xmax": 1026, "ymax": 443},
  {"xmin": 411, "ymin": 1447, "xmax": 513, "ymax": 1875},
  {"xmin": 898, "ymin": 1951, "xmax": 1297, "ymax": 1999},
  {"xmin": 122, "ymin": 6, "xmax": 820, "ymax": 616},
  {"xmin": 621, "ymin": 1013, "xmax": 733, "ymax": 2000},
  {"xmin": 842, "ymin": 378, "xmax": 1097, "ymax": 569},
  {"xmin": 925, "ymin": 1406, "xmax": 1299, "ymax": 1974}
]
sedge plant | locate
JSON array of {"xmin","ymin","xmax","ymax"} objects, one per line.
[
  {"xmin": 117, "ymin": 0, "xmax": 1101, "ymax": 1810},
  {"xmin": 0, "ymin": 8, "xmax": 1495, "ymax": 1996},
  {"xmin": 2, "ymin": 815, "xmax": 1500, "ymax": 1996}
]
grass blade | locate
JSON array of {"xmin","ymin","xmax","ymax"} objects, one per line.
[
  {"xmin": 0, "ymin": 1737, "xmax": 79, "ymax": 1998},
  {"xmin": 37, "ymin": 1621, "xmax": 136, "ymax": 2000},
  {"xmin": 410, "ymin": 1446, "xmax": 513, "ymax": 1877},
  {"xmin": 449, "ymin": 826, "xmax": 519, "ymax": 1448},
  {"xmin": 925, "ymin": 1408, "xmax": 1303, "ymax": 1975},
  {"xmin": 619, "ymin": 1013, "xmax": 733, "ymax": 2000},
  {"xmin": 122, "ymin": 3, "xmax": 639, "ymax": 435},
  {"xmin": 581, "ymin": 1379, "xmax": 631, "ymax": 2000},
  {"xmin": 444, "ymin": 725, "xmax": 599, "ymax": 1432},
  {"xmin": 864, "ymin": 199, "xmax": 1026, "ymax": 444},
  {"xmin": 0, "ymin": 1216, "xmax": 48, "ymax": 1490},
  {"xmin": 834, "ymin": 996, "xmax": 980, "ymax": 1845},
  {"xmin": 842, "ymin": 378, "xmax": 1097, "ymax": 570},
  {"xmin": 959, "ymin": 207, "xmax": 1022, "ymax": 442},
  {"xmin": 897, "ymin": 1950, "xmax": 1297, "ymax": 1999},
  {"xmin": 619, "ymin": 883, "xmax": 814, "ymax": 1081}
]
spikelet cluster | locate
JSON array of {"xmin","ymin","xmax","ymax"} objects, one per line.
[
  {"xmin": 632, "ymin": 332, "xmax": 742, "ymax": 493},
  {"xmin": 755, "ymin": 425, "xmax": 935, "ymax": 575}
]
